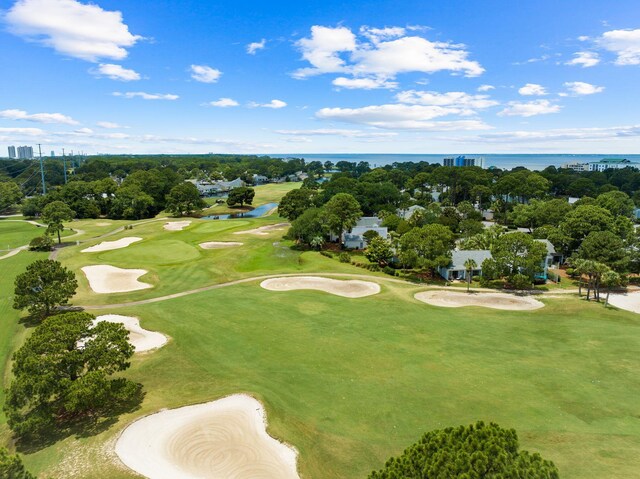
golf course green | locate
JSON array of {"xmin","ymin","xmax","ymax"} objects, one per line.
[{"xmin": 2, "ymin": 184, "xmax": 640, "ymax": 478}]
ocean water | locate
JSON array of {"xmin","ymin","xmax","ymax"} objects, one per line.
[{"xmin": 269, "ymin": 153, "xmax": 640, "ymax": 171}]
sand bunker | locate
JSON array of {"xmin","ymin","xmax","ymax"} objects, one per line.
[
  {"xmin": 94, "ymin": 315, "xmax": 167, "ymax": 352},
  {"xmin": 81, "ymin": 265, "xmax": 153, "ymax": 294},
  {"xmin": 115, "ymin": 394, "xmax": 299, "ymax": 479},
  {"xmin": 96, "ymin": 222, "xmax": 112, "ymax": 226},
  {"xmin": 199, "ymin": 241, "xmax": 243, "ymax": 249},
  {"xmin": 164, "ymin": 221, "xmax": 191, "ymax": 231},
  {"xmin": 414, "ymin": 290, "xmax": 544, "ymax": 311},
  {"xmin": 81, "ymin": 237, "xmax": 142, "ymax": 253},
  {"xmin": 607, "ymin": 292, "xmax": 640, "ymax": 314},
  {"xmin": 260, "ymin": 276, "xmax": 380, "ymax": 298},
  {"xmin": 233, "ymin": 223, "xmax": 289, "ymax": 236}
]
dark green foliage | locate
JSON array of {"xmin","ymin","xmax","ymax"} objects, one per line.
[
  {"xmin": 28, "ymin": 234, "xmax": 54, "ymax": 252},
  {"xmin": 278, "ymin": 188, "xmax": 315, "ymax": 220},
  {"xmin": 338, "ymin": 252, "xmax": 351, "ymax": 263},
  {"xmin": 41, "ymin": 200, "xmax": 74, "ymax": 244},
  {"xmin": 0, "ymin": 181, "xmax": 23, "ymax": 212},
  {"xmin": 368, "ymin": 421, "xmax": 559, "ymax": 479},
  {"xmin": 365, "ymin": 236, "xmax": 393, "ymax": 266},
  {"xmin": 165, "ymin": 182, "xmax": 206, "ymax": 216},
  {"xmin": 4, "ymin": 312, "xmax": 137, "ymax": 439},
  {"xmin": 286, "ymin": 207, "xmax": 328, "ymax": 246},
  {"xmin": 13, "ymin": 259, "xmax": 78, "ymax": 318},
  {"xmin": 322, "ymin": 193, "xmax": 363, "ymax": 240},
  {"xmin": 0, "ymin": 447, "xmax": 35, "ymax": 479},
  {"xmin": 227, "ymin": 187, "xmax": 255, "ymax": 207},
  {"xmin": 399, "ymin": 224, "xmax": 454, "ymax": 272},
  {"xmin": 576, "ymin": 230, "xmax": 629, "ymax": 272}
]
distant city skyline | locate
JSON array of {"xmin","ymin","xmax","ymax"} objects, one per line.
[{"xmin": 0, "ymin": 0, "xmax": 639, "ymax": 155}]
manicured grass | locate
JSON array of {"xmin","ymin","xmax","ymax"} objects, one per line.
[
  {"xmin": 201, "ymin": 182, "xmax": 301, "ymax": 216},
  {"xmin": 0, "ymin": 220, "xmax": 47, "ymax": 250},
  {"xmin": 15, "ymin": 282, "xmax": 640, "ymax": 479}
]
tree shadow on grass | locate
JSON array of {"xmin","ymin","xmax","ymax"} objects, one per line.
[{"xmin": 14, "ymin": 383, "xmax": 145, "ymax": 454}]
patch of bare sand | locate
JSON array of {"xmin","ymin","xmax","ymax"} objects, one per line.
[
  {"xmin": 199, "ymin": 241, "xmax": 243, "ymax": 249},
  {"xmin": 260, "ymin": 276, "xmax": 380, "ymax": 298},
  {"xmin": 81, "ymin": 265, "xmax": 153, "ymax": 294},
  {"xmin": 115, "ymin": 394, "xmax": 299, "ymax": 479},
  {"xmin": 96, "ymin": 222, "xmax": 112, "ymax": 226},
  {"xmin": 164, "ymin": 221, "xmax": 191, "ymax": 231},
  {"xmin": 414, "ymin": 290, "xmax": 544, "ymax": 311},
  {"xmin": 82, "ymin": 237, "xmax": 142, "ymax": 253},
  {"xmin": 233, "ymin": 223, "xmax": 289, "ymax": 236},
  {"xmin": 608, "ymin": 292, "xmax": 640, "ymax": 314},
  {"xmin": 94, "ymin": 315, "xmax": 167, "ymax": 352}
]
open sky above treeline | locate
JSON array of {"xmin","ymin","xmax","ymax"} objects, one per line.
[{"xmin": 1, "ymin": 0, "xmax": 639, "ymax": 154}]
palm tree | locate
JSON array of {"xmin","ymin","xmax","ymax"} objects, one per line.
[
  {"xmin": 602, "ymin": 270, "xmax": 621, "ymax": 306},
  {"xmin": 464, "ymin": 258, "xmax": 477, "ymax": 293}
]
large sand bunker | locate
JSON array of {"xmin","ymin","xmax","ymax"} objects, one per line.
[
  {"xmin": 81, "ymin": 265, "xmax": 153, "ymax": 294},
  {"xmin": 260, "ymin": 276, "xmax": 380, "ymax": 298},
  {"xmin": 233, "ymin": 223, "xmax": 289, "ymax": 236},
  {"xmin": 414, "ymin": 290, "xmax": 544, "ymax": 311},
  {"xmin": 199, "ymin": 241, "xmax": 243, "ymax": 249},
  {"xmin": 81, "ymin": 237, "xmax": 142, "ymax": 253},
  {"xmin": 94, "ymin": 315, "xmax": 167, "ymax": 352},
  {"xmin": 164, "ymin": 221, "xmax": 191, "ymax": 231},
  {"xmin": 608, "ymin": 292, "xmax": 640, "ymax": 314},
  {"xmin": 115, "ymin": 394, "xmax": 299, "ymax": 479}
]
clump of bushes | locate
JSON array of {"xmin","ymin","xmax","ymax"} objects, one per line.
[
  {"xmin": 338, "ymin": 252, "xmax": 351, "ymax": 263},
  {"xmin": 320, "ymin": 250, "xmax": 334, "ymax": 259},
  {"xmin": 28, "ymin": 234, "xmax": 54, "ymax": 252}
]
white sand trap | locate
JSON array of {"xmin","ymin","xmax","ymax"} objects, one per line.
[
  {"xmin": 608, "ymin": 291, "xmax": 640, "ymax": 314},
  {"xmin": 260, "ymin": 276, "xmax": 380, "ymax": 298},
  {"xmin": 94, "ymin": 315, "xmax": 167, "ymax": 352},
  {"xmin": 414, "ymin": 290, "xmax": 544, "ymax": 311},
  {"xmin": 81, "ymin": 237, "xmax": 142, "ymax": 253},
  {"xmin": 164, "ymin": 221, "xmax": 191, "ymax": 231},
  {"xmin": 96, "ymin": 222, "xmax": 112, "ymax": 226},
  {"xmin": 81, "ymin": 265, "xmax": 152, "ymax": 294},
  {"xmin": 233, "ymin": 223, "xmax": 289, "ymax": 236},
  {"xmin": 115, "ymin": 394, "xmax": 299, "ymax": 479},
  {"xmin": 199, "ymin": 241, "xmax": 243, "ymax": 249}
]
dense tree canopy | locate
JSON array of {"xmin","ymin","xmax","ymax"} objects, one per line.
[
  {"xmin": 322, "ymin": 193, "xmax": 363, "ymax": 240},
  {"xmin": 4, "ymin": 312, "xmax": 137, "ymax": 438},
  {"xmin": 0, "ymin": 448, "xmax": 35, "ymax": 479},
  {"xmin": 13, "ymin": 259, "xmax": 78, "ymax": 318},
  {"xmin": 227, "ymin": 186, "xmax": 255, "ymax": 207},
  {"xmin": 42, "ymin": 200, "xmax": 74, "ymax": 244},
  {"xmin": 369, "ymin": 421, "xmax": 559, "ymax": 479},
  {"xmin": 165, "ymin": 182, "xmax": 206, "ymax": 216},
  {"xmin": 278, "ymin": 188, "xmax": 315, "ymax": 220}
]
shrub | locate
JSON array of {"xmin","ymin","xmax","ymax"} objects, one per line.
[
  {"xmin": 28, "ymin": 234, "xmax": 54, "ymax": 252},
  {"xmin": 383, "ymin": 266, "xmax": 396, "ymax": 276},
  {"xmin": 320, "ymin": 250, "xmax": 334, "ymax": 258},
  {"xmin": 338, "ymin": 252, "xmax": 351, "ymax": 263},
  {"xmin": 509, "ymin": 273, "xmax": 532, "ymax": 290}
]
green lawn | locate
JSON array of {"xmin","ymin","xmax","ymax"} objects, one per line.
[
  {"xmin": 0, "ymin": 220, "xmax": 47, "ymax": 250},
  {"xmin": 201, "ymin": 182, "xmax": 301, "ymax": 215},
  {"xmin": 13, "ymin": 281, "xmax": 640, "ymax": 479}
]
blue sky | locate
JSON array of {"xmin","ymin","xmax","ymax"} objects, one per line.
[{"xmin": 1, "ymin": 0, "xmax": 640, "ymax": 155}]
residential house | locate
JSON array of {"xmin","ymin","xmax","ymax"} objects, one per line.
[
  {"xmin": 438, "ymin": 250, "xmax": 492, "ymax": 281},
  {"xmin": 334, "ymin": 216, "xmax": 389, "ymax": 249},
  {"xmin": 397, "ymin": 204, "xmax": 426, "ymax": 220}
]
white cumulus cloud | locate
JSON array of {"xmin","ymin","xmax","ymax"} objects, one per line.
[
  {"xmin": 4, "ymin": 0, "xmax": 141, "ymax": 62},
  {"xmin": 477, "ymin": 84, "xmax": 495, "ymax": 92},
  {"xmin": 97, "ymin": 121, "xmax": 124, "ymax": 129},
  {"xmin": 518, "ymin": 83, "xmax": 547, "ymax": 96},
  {"xmin": 597, "ymin": 29, "xmax": 640, "ymax": 65},
  {"xmin": 92, "ymin": 63, "xmax": 140, "ymax": 81},
  {"xmin": 247, "ymin": 39, "xmax": 266, "ymax": 54},
  {"xmin": 498, "ymin": 100, "xmax": 561, "ymax": 117},
  {"xmin": 275, "ymin": 128, "xmax": 397, "ymax": 138},
  {"xmin": 293, "ymin": 25, "xmax": 484, "ymax": 89},
  {"xmin": 332, "ymin": 77, "xmax": 398, "ymax": 90},
  {"xmin": 0, "ymin": 108, "xmax": 78, "ymax": 125},
  {"xmin": 396, "ymin": 90, "xmax": 498, "ymax": 110},
  {"xmin": 566, "ymin": 51, "xmax": 600, "ymax": 68},
  {"xmin": 112, "ymin": 92, "xmax": 179, "ymax": 100},
  {"xmin": 207, "ymin": 98, "xmax": 239, "ymax": 107},
  {"xmin": 563, "ymin": 81, "xmax": 604, "ymax": 95},
  {"xmin": 249, "ymin": 99, "xmax": 287, "ymax": 109},
  {"xmin": 190, "ymin": 65, "xmax": 222, "ymax": 83}
]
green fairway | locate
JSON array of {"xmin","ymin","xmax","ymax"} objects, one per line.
[
  {"xmin": 0, "ymin": 219, "xmax": 47, "ymax": 250},
  {"xmin": 14, "ymin": 281, "xmax": 640, "ymax": 479}
]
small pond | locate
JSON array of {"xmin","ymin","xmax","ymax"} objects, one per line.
[{"xmin": 202, "ymin": 202, "xmax": 278, "ymax": 220}]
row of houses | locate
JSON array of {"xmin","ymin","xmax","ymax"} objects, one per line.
[
  {"xmin": 338, "ymin": 214, "xmax": 561, "ymax": 282},
  {"xmin": 187, "ymin": 178, "xmax": 245, "ymax": 196}
]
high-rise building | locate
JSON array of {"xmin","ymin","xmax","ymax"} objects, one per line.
[
  {"xmin": 17, "ymin": 146, "xmax": 34, "ymax": 159},
  {"xmin": 8, "ymin": 146, "xmax": 16, "ymax": 158},
  {"xmin": 50, "ymin": 150, "xmax": 55, "ymax": 157},
  {"xmin": 442, "ymin": 155, "xmax": 485, "ymax": 168}
]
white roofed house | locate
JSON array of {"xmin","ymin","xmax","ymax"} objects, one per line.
[
  {"xmin": 534, "ymin": 239, "xmax": 563, "ymax": 281},
  {"xmin": 338, "ymin": 216, "xmax": 389, "ymax": 250},
  {"xmin": 438, "ymin": 250, "xmax": 493, "ymax": 281},
  {"xmin": 397, "ymin": 205, "xmax": 426, "ymax": 220}
]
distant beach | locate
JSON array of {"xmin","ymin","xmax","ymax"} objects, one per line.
[{"xmin": 269, "ymin": 153, "xmax": 640, "ymax": 171}]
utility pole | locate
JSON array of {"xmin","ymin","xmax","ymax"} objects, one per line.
[
  {"xmin": 37, "ymin": 144, "xmax": 46, "ymax": 195},
  {"xmin": 62, "ymin": 148, "xmax": 68, "ymax": 184}
]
